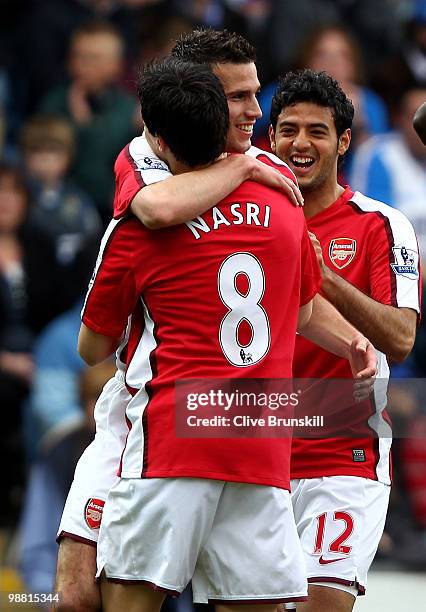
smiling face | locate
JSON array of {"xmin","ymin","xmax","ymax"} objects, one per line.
[
  {"xmin": 269, "ymin": 101, "xmax": 350, "ymax": 195},
  {"xmin": 213, "ymin": 62, "xmax": 262, "ymax": 153}
]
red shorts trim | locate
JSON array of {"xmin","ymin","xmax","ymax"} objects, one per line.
[
  {"xmin": 208, "ymin": 596, "xmax": 308, "ymax": 605},
  {"xmin": 104, "ymin": 577, "xmax": 180, "ymax": 597},
  {"xmin": 57, "ymin": 531, "xmax": 97, "ymax": 548},
  {"xmin": 308, "ymin": 576, "xmax": 365, "ymax": 596}
]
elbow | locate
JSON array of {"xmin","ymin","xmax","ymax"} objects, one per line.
[
  {"xmin": 143, "ymin": 211, "xmax": 174, "ymax": 230},
  {"xmin": 132, "ymin": 194, "xmax": 174, "ymax": 229},
  {"xmin": 388, "ymin": 335, "xmax": 415, "ymax": 364},
  {"xmin": 77, "ymin": 338, "xmax": 101, "ymax": 367},
  {"xmin": 140, "ymin": 210, "xmax": 166, "ymax": 230},
  {"xmin": 80, "ymin": 352, "xmax": 100, "ymax": 367},
  {"xmin": 78, "ymin": 345, "xmax": 99, "ymax": 367}
]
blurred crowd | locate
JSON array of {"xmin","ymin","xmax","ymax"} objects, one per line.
[{"xmin": 0, "ymin": 0, "xmax": 426, "ymax": 605}]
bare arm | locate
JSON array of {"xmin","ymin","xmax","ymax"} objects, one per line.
[
  {"xmin": 322, "ymin": 269, "xmax": 416, "ymax": 362},
  {"xmin": 131, "ymin": 154, "xmax": 303, "ymax": 228},
  {"xmin": 78, "ymin": 323, "xmax": 119, "ymax": 366},
  {"xmin": 297, "ymin": 300, "xmax": 313, "ymax": 330},
  {"xmin": 309, "ymin": 232, "xmax": 417, "ymax": 362},
  {"xmin": 298, "ymin": 294, "xmax": 377, "ymax": 379}
]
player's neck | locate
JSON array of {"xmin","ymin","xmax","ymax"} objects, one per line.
[
  {"xmin": 303, "ymin": 181, "xmax": 345, "ymax": 219},
  {"xmin": 144, "ymin": 128, "xmax": 211, "ymax": 175}
]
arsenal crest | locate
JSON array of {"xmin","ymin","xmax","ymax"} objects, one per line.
[
  {"xmin": 84, "ymin": 498, "xmax": 105, "ymax": 530},
  {"xmin": 329, "ymin": 238, "xmax": 356, "ymax": 269}
]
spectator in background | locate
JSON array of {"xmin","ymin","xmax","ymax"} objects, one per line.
[
  {"xmin": 19, "ymin": 360, "xmax": 116, "ymax": 599},
  {"xmin": 379, "ymin": 380, "xmax": 426, "ymax": 569},
  {"xmin": 248, "ymin": 0, "xmax": 404, "ymax": 97},
  {"xmin": 19, "ymin": 114, "xmax": 102, "ymax": 310},
  {"xmin": 0, "ymin": 67, "xmax": 17, "ymax": 161},
  {"xmin": 374, "ymin": 0, "xmax": 426, "ymax": 121},
  {"xmin": 350, "ymin": 86, "xmax": 426, "ymax": 267},
  {"xmin": 254, "ymin": 24, "xmax": 389, "ymax": 157},
  {"xmin": 295, "ymin": 26, "xmax": 389, "ymax": 146},
  {"xmin": 0, "ymin": 164, "xmax": 59, "ymax": 526},
  {"xmin": 26, "ymin": 301, "xmax": 86, "ymax": 457},
  {"xmin": 132, "ymin": 14, "xmax": 194, "ymax": 70},
  {"xmin": 15, "ymin": 0, "xmax": 163, "ymax": 115},
  {"xmin": 350, "ymin": 86, "xmax": 426, "ymax": 382},
  {"xmin": 25, "ymin": 237, "xmax": 99, "ymax": 456},
  {"xmin": 38, "ymin": 21, "xmax": 137, "ymax": 222}
]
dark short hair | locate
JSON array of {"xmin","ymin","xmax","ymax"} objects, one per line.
[
  {"xmin": 71, "ymin": 19, "xmax": 123, "ymax": 46},
  {"xmin": 137, "ymin": 58, "xmax": 229, "ymax": 167},
  {"xmin": 171, "ymin": 27, "xmax": 256, "ymax": 65},
  {"xmin": 270, "ymin": 69, "xmax": 354, "ymax": 138},
  {"xmin": 20, "ymin": 114, "xmax": 75, "ymax": 156}
]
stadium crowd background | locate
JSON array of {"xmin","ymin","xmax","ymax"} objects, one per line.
[{"xmin": 0, "ymin": 0, "xmax": 425, "ymax": 608}]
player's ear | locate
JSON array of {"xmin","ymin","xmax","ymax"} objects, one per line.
[
  {"xmin": 338, "ymin": 128, "xmax": 351, "ymax": 156},
  {"xmin": 269, "ymin": 124, "xmax": 276, "ymax": 152},
  {"xmin": 157, "ymin": 135, "xmax": 167, "ymax": 153}
]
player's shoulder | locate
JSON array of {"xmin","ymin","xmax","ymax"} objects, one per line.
[
  {"xmin": 349, "ymin": 190, "xmax": 415, "ymax": 230},
  {"xmin": 246, "ymin": 145, "xmax": 297, "ymax": 183},
  {"xmin": 115, "ymin": 135, "xmax": 169, "ymax": 174}
]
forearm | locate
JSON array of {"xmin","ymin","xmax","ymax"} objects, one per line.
[
  {"xmin": 299, "ymin": 294, "xmax": 361, "ymax": 360},
  {"xmin": 321, "ymin": 268, "xmax": 416, "ymax": 361},
  {"xmin": 131, "ymin": 155, "xmax": 254, "ymax": 228}
]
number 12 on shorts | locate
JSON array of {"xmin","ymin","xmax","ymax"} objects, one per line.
[{"xmin": 314, "ymin": 511, "xmax": 354, "ymax": 555}]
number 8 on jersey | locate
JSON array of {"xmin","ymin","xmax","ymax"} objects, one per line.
[{"xmin": 218, "ymin": 252, "xmax": 271, "ymax": 367}]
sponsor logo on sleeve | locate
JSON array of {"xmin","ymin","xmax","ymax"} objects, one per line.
[
  {"xmin": 84, "ymin": 498, "xmax": 105, "ymax": 530},
  {"xmin": 329, "ymin": 238, "xmax": 357, "ymax": 269},
  {"xmin": 138, "ymin": 157, "xmax": 169, "ymax": 172},
  {"xmin": 391, "ymin": 246, "xmax": 419, "ymax": 279}
]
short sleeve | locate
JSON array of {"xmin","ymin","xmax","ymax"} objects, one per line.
[
  {"xmin": 369, "ymin": 211, "xmax": 421, "ymax": 314},
  {"xmin": 113, "ymin": 143, "xmax": 172, "ymax": 219},
  {"xmin": 82, "ymin": 219, "xmax": 140, "ymax": 337}
]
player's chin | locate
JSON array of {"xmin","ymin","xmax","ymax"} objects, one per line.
[
  {"xmin": 229, "ymin": 131, "xmax": 252, "ymax": 153},
  {"xmin": 294, "ymin": 175, "xmax": 314, "ymax": 191}
]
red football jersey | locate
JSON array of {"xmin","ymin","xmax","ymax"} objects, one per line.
[
  {"xmin": 83, "ymin": 180, "xmax": 321, "ymax": 490},
  {"xmin": 291, "ymin": 187, "xmax": 421, "ymax": 484},
  {"xmin": 112, "ymin": 134, "xmax": 297, "ymax": 219}
]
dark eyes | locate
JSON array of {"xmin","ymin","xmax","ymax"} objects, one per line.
[{"xmin": 280, "ymin": 129, "xmax": 327, "ymax": 137}]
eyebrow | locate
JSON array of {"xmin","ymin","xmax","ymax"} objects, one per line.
[
  {"xmin": 226, "ymin": 86, "xmax": 261, "ymax": 96},
  {"xmin": 278, "ymin": 120, "xmax": 330, "ymax": 130}
]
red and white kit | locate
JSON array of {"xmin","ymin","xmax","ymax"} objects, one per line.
[
  {"xmin": 61, "ymin": 134, "xmax": 292, "ymax": 544},
  {"xmin": 85, "ymin": 137, "xmax": 315, "ymax": 489},
  {"xmin": 72, "ymin": 134, "xmax": 322, "ymax": 603},
  {"xmin": 57, "ymin": 135, "xmax": 173, "ymax": 544},
  {"xmin": 290, "ymin": 187, "xmax": 421, "ymax": 597}
]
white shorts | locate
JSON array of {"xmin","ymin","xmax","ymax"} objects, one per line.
[
  {"xmin": 97, "ymin": 477, "xmax": 308, "ymax": 605},
  {"xmin": 57, "ymin": 371, "xmax": 130, "ymax": 545},
  {"xmin": 289, "ymin": 476, "xmax": 390, "ymax": 600}
]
